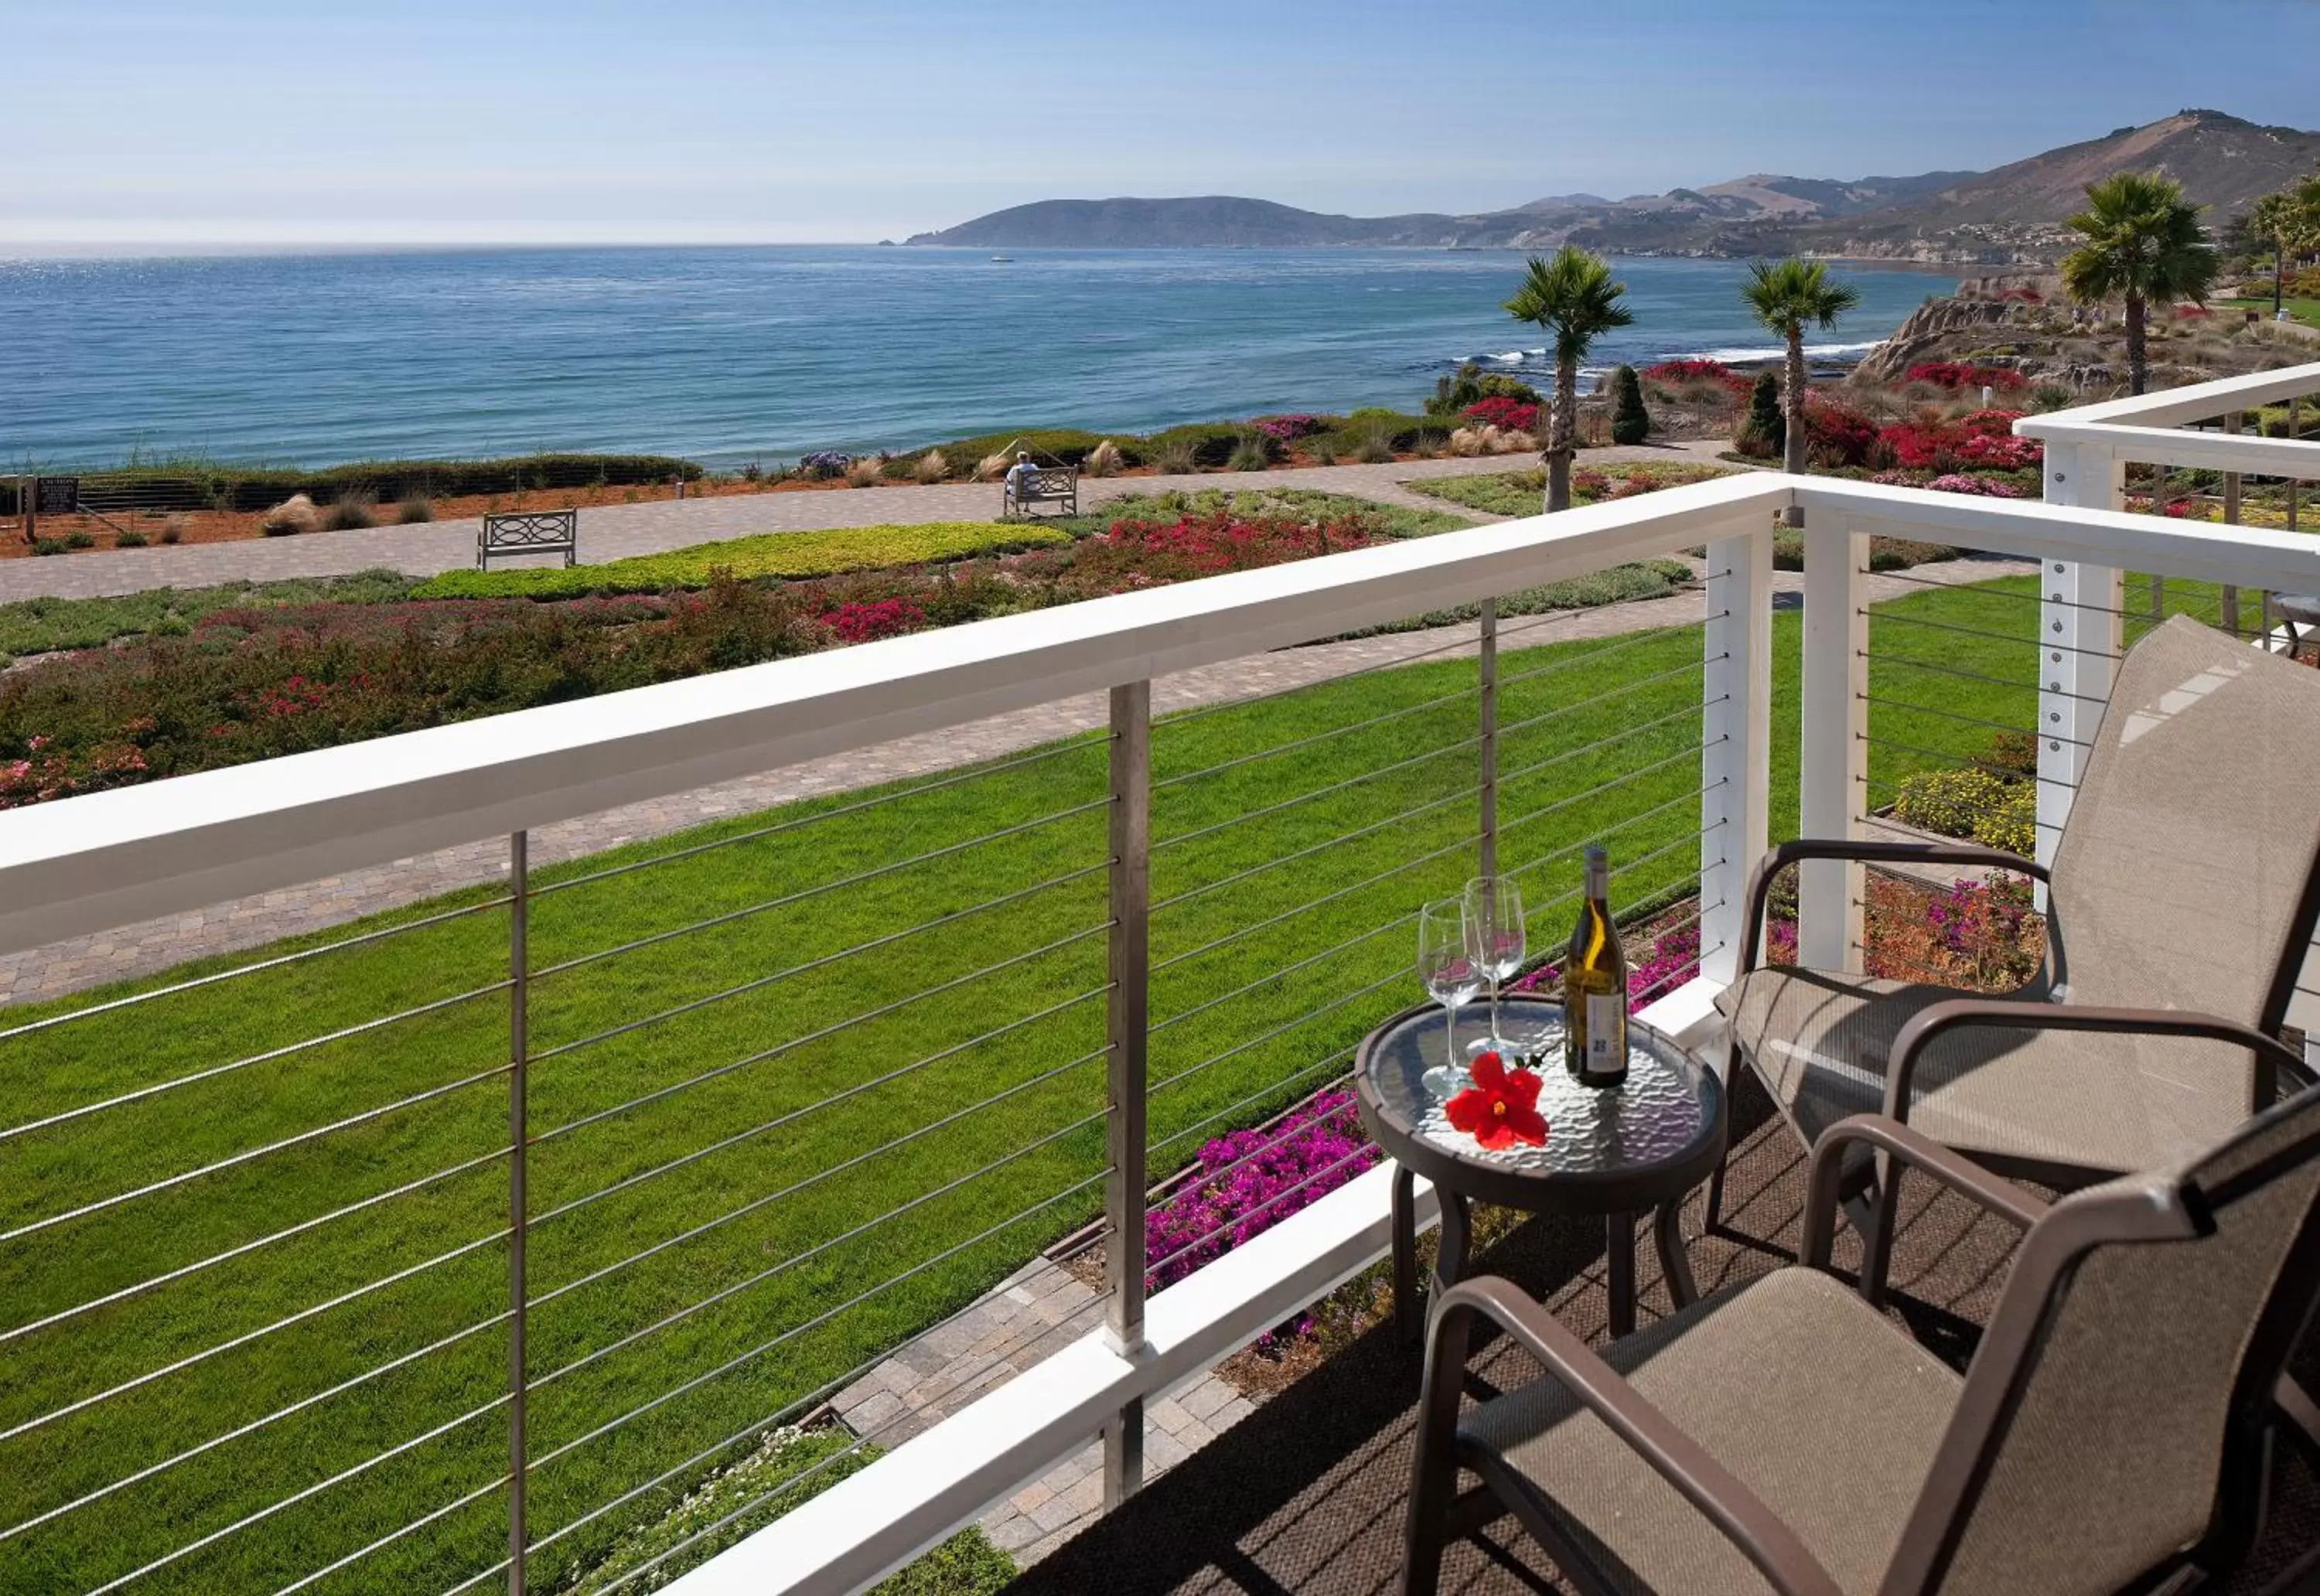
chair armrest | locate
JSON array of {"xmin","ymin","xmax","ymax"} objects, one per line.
[
  {"xmin": 1431, "ymin": 1277, "xmax": 1844, "ymax": 1596},
  {"xmin": 1737, "ymin": 839, "xmax": 2049, "ymax": 976},
  {"xmin": 1802, "ymin": 1113, "xmax": 2047, "ymax": 1270},
  {"xmin": 1888, "ymin": 998, "xmax": 2305, "ymax": 1121}
]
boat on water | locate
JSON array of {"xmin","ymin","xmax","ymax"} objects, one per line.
[{"xmin": 989, "ymin": 255, "xmax": 1014, "ymax": 262}]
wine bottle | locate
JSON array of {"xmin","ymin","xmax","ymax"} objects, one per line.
[{"xmin": 1562, "ymin": 845, "xmax": 1629, "ymax": 1087}]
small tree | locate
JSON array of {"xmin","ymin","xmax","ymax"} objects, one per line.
[
  {"xmin": 1503, "ymin": 247, "xmax": 1635, "ymax": 511},
  {"xmin": 1738, "ymin": 370, "xmax": 1785, "ymax": 459},
  {"xmin": 2060, "ymin": 171, "xmax": 2219, "ymax": 395},
  {"xmin": 1609, "ymin": 365, "xmax": 1651, "ymax": 445},
  {"xmin": 1742, "ymin": 257, "xmax": 1861, "ymax": 525}
]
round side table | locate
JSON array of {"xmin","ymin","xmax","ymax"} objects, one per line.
[{"xmin": 1353, "ymin": 994, "xmax": 1725, "ymax": 1341}]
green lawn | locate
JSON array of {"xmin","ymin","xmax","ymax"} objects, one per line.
[
  {"xmin": 1053, "ymin": 485, "xmax": 1472, "ymax": 541},
  {"xmin": 2217, "ymin": 296, "xmax": 2320, "ymax": 331},
  {"xmin": 0, "ymin": 568, "xmax": 2102, "ymax": 1594}
]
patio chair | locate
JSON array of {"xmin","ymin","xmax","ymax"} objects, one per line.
[
  {"xmin": 1714, "ymin": 614, "xmax": 2320, "ymax": 1301},
  {"xmin": 1402, "ymin": 1083, "xmax": 2320, "ymax": 1596}
]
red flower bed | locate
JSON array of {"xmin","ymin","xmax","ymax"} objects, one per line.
[
  {"xmin": 1639, "ymin": 359, "xmax": 1752, "ymax": 394},
  {"xmin": 1905, "ymin": 362, "xmax": 2027, "ymax": 392},
  {"xmin": 819, "ymin": 596, "xmax": 926, "ymax": 643},
  {"xmin": 1036, "ymin": 512, "xmax": 1373, "ymax": 599},
  {"xmin": 1878, "ymin": 408, "xmax": 2039, "ymax": 472},
  {"xmin": 1462, "ymin": 396, "xmax": 1540, "ymax": 432},
  {"xmin": 1802, "ymin": 394, "xmax": 1880, "ymax": 468}
]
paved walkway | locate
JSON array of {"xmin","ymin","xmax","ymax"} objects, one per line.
[
  {"xmin": 0, "ymin": 443, "xmax": 1738, "ymax": 602},
  {"xmin": 0, "ymin": 548, "xmax": 2033, "ymax": 1007},
  {"xmin": 827, "ymin": 1256, "xmax": 1254, "ymax": 1567}
]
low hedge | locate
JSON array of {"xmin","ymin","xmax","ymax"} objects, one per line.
[
  {"xmin": 902, "ymin": 428, "xmax": 1118, "ymax": 469},
  {"xmin": 1139, "ymin": 421, "xmax": 1255, "ymax": 469},
  {"xmin": 1892, "ymin": 766, "xmax": 2035, "ymax": 856},
  {"xmin": 1, "ymin": 454, "xmax": 707, "ymax": 514},
  {"xmin": 411, "ymin": 521, "xmax": 1069, "ymax": 599}
]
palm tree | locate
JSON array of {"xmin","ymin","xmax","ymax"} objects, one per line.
[
  {"xmin": 1503, "ymin": 247, "xmax": 1633, "ymax": 511},
  {"xmin": 1741, "ymin": 258, "xmax": 1860, "ymax": 524},
  {"xmin": 2060, "ymin": 172, "xmax": 2220, "ymax": 395},
  {"xmin": 2250, "ymin": 173, "xmax": 2320, "ymax": 318}
]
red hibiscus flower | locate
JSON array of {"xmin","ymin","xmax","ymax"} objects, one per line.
[{"xmin": 1445, "ymin": 1052, "xmax": 1547, "ymax": 1150}]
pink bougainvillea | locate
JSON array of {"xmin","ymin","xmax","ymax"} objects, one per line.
[
  {"xmin": 1145, "ymin": 1090, "xmax": 1379, "ymax": 1291},
  {"xmin": 1462, "ymin": 396, "xmax": 1541, "ymax": 433}
]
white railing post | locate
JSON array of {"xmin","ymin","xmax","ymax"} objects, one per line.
[
  {"xmin": 1699, "ymin": 525, "xmax": 1773, "ymax": 987},
  {"xmin": 1799, "ymin": 520, "xmax": 1869, "ymax": 972},
  {"xmin": 2038, "ymin": 441, "xmax": 2125, "ymax": 894}
]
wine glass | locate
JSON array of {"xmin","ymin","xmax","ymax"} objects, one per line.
[
  {"xmin": 1417, "ymin": 899, "xmax": 1482, "ymax": 1099},
  {"xmin": 1462, "ymin": 875, "xmax": 1525, "ymax": 1058}
]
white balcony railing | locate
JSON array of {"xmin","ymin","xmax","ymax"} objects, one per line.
[{"xmin": 1, "ymin": 370, "xmax": 2316, "ymax": 1596}]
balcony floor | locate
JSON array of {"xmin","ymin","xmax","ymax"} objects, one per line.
[{"xmin": 1006, "ymin": 1072, "xmax": 2320, "ymax": 1595}]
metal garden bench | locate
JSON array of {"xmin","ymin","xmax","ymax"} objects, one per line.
[
  {"xmin": 478, "ymin": 510, "xmax": 578, "ymax": 569},
  {"xmin": 1001, "ymin": 466, "xmax": 1078, "ymax": 520}
]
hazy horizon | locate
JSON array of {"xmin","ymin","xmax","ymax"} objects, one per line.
[{"xmin": 6, "ymin": 0, "xmax": 2317, "ymax": 249}]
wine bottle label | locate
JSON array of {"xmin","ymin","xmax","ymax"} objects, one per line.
[{"xmin": 1585, "ymin": 994, "xmax": 1625, "ymax": 1067}]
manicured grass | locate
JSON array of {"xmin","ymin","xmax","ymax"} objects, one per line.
[
  {"xmin": 2217, "ymin": 296, "xmax": 2320, "ymax": 331},
  {"xmin": 0, "ymin": 569, "xmax": 419, "ymax": 666},
  {"xmin": 1, "ymin": 568, "xmax": 2108, "ymax": 1593},
  {"xmin": 1404, "ymin": 462, "xmax": 1731, "ymax": 519},
  {"xmin": 1053, "ymin": 486, "xmax": 1472, "ymax": 542},
  {"xmin": 411, "ymin": 523, "xmax": 1072, "ymax": 600},
  {"xmin": 0, "ymin": 612, "xmax": 1752, "ymax": 1594}
]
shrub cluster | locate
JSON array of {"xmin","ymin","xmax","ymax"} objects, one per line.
[
  {"xmin": 1639, "ymin": 358, "xmax": 1753, "ymax": 395},
  {"xmin": 1427, "ymin": 362, "xmax": 1543, "ymax": 417},
  {"xmin": 1462, "ymin": 395, "xmax": 1540, "ymax": 433},
  {"xmin": 1892, "ymin": 765, "xmax": 2035, "ymax": 857},
  {"xmin": 1878, "ymin": 408, "xmax": 2040, "ymax": 472},
  {"xmin": 1609, "ymin": 365, "xmax": 1652, "ymax": 445},
  {"xmin": 12, "ymin": 454, "xmax": 708, "ymax": 515},
  {"xmin": 411, "ymin": 522, "xmax": 1068, "ymax": 600},
  {"xmin": 1904, "ymin": 362, "xmax": 2028, "ymax": 392}
]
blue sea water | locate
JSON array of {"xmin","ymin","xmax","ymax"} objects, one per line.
[{"xmin": 0, "ymin": 247, "xmax": 1955, "ymax": 470}]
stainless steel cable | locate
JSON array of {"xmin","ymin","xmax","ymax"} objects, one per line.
[
  {"xmin": 1154, "ymin": 681, "xmax": 1479, "ymax": 791},
  {"xmin": 1151, "ymin": 786, "xmax": 1474, "ymax": 917},
  {"xmin": 1152, "ymin": 731, "xmax": 1482, "ymax": 854},
  {"xmin": 1141, "ymin": 1141, "xmax": 1380, "ymax": 1281},
  {"xmin": 1150, "ymin": 827, "xmax": 1481, "ymax": 977},
  {"xmin": 1868, "ymin": 652, "xmax": 2085, "ymax": 703},
  {"xmin": 1869, "ymin": 609, "xmax": 2118, "ymax": 660},
  {"xmin": 0, "ymin": 976, "xmax": 511, "ymax": 1147},
  {"xmin": 524, "ymin": 942, "xmax": 1109, "ymax": 1160},
  {"xmin": 1151, "ymin": 912, "xmax": 1414, "ymax": 1037},
  {"xmin": 529, "ymin": 799, "xmax": 1110, "ymax": 983},
  {"xmin": 1148, "ymin": 1057, "xmax": 1356, "ymax": 1167},
  {"xmin": 1, "ymin": 1055, "xmax": 513, "ymax": 1244},
  {"xmin": 1493, "ymin": 748, "xmax": 1715, "ymax": 844},
  {"xmin": 1148, "ymin": 965, "xmax": 1408, "ymax": 1101},
  {"xmin": 0, "ymin": 893, "xmax": 511, "ymax": 1052},
  {"xmin": 1858, "ymin": 693, "xmax": 2076, "ymax": 748},
  {"xmin": 0, "ymin": 1137, "xmax": 514, "ymax": 1347},
  {"xmin": 530, "ymin": 734, "xmax": 1107, "ymax": 902},
  {"xmin": 274, "ymin": 1471, "xmax": 510, "ymax": 1596},
  {"xmin": 1493, "ymin": 616, "xmax": 1725, "ymax": 691},
  {"xmin": 529, "ymin": 905, "xmax": 1109, "ymax": 1065}
]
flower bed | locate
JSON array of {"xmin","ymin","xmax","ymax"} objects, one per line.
[
  {"xmin": 1878, "ymin": 408, "xmax": 2040, "ymax": 472},
  {"xmin": 1905, "ymin": 362, "xmax": 2027, "ymax": 392},
  {"xmin": 1639, "ymin": 359, "xmax": 1753, "ymax": 395},
  {"xmin": 1462, "ymin": 395, "xmax": 1541, "ymax": 433},
  {"xmin": 1253, "ymin": 414, "xmax": 1329, "ymax": 442},
  {"xmin": 1145, "ymin": 1089, "xmax": 1379, "ymax": 1291}
]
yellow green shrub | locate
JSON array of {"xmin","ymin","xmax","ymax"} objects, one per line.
[{"xmin": 413, "ymin": 521, "xmax": 1069, "ymax": 599}]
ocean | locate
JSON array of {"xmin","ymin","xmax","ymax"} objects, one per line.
[{"xmin": 0, "ymin": 247, "xmax": 1955, "ymax": 470}]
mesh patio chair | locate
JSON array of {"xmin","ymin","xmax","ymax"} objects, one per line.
[
  {"xmin": 1402, "ymin": 1079, "xmax": 2320, "ymax": 1596},
  {"xmin": 1714, "ymin": 614, "xmax": 2320, "ymax": 1301}
]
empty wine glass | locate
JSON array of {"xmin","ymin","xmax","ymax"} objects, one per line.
[
  {"xmin": 1462, "ymin": 875, "xmax": 1526, "ymax": 1057},
  {"xmin": 1417, "ymin": 899, "xmax": 1482, "ymax": 1099}
]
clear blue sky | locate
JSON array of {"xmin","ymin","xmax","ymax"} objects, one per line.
[{"xmin": 4, "ymin": 0, "xmax": 2315, "ymax": 246}]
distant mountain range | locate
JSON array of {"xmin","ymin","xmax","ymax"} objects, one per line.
[{"xmin": 906, "ymin": 111, "xmax": 2320, "ymax": 262}]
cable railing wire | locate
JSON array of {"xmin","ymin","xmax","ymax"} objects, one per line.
[
  {"xmin": 529, "ymin": 897, "xmax": 1109, "ymax": 1065},
  {"xmin": 525, "ymin": 932, "xmax": 1111, "ymax": 1151},
  {"xmin": 1149, "ymin": 966, "xmax": 1409, "ymax": 1103},
  {"xmin": 530, "ymin": 733, "xmax": 1107, "ymax": 902},
  {"xmin": 0, "ymin": 974, "xmax": 512, "ymax": 1146},
  {"xmin": 1154, "ymin": 730, "xmax": 1482, "ymax": 855},
  {"xmin": 0, "ymin": 892, "xmax": 512, "ymax": 1054},
  {"xmin": 1151, "ymin": 911, "xmax": 1415, "ymax": 1037},
  {"xmin": 1870, "ymin": 608, "xmax": 2120, "ymax": 661},
  {"xmin": 1, "ymin": 1053, "xmax": 513, "ymax": 1245},
  {"xmin": 1155, "ymin": 680, "xmax": 1480, "ymax": 792},
  {"xmin": 1151, "ymin": 786, "xmax": 1478, "ymax": 917},
  {"xmin": 1858, "ymin": 693, "xmax": 2086, "ymax": 749},
  {"xmin": 529, "ymin": 798, "xmax": 1111, "ymax": 983}
]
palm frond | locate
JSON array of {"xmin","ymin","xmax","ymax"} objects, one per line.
[
  {"xmin": 1740, "ymin": 257, "xmax": 1861, "ymax": 336},
  {"xmin": 1503, "ymin": 246, "xmax": 1634, "ymax": 363}
]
